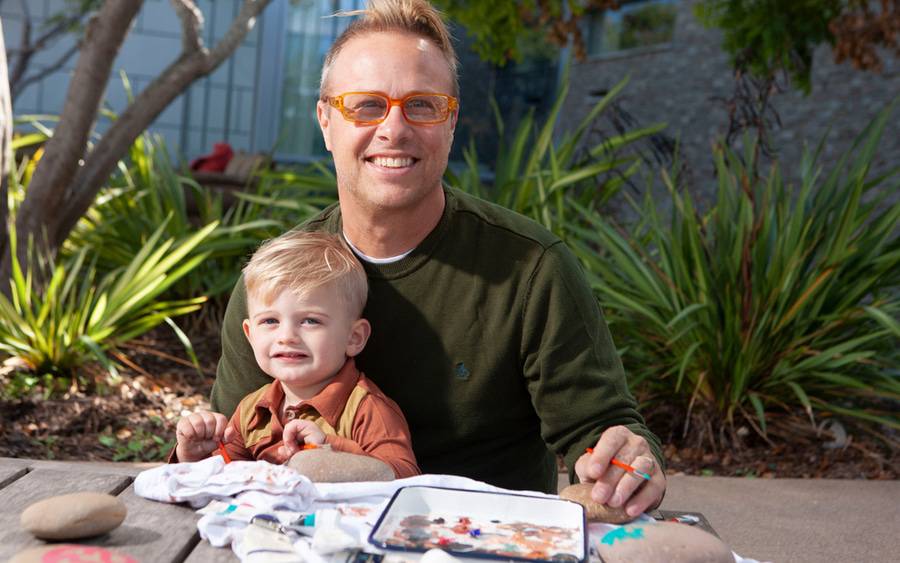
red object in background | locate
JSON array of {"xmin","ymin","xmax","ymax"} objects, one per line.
[{"xmin": 190, "ymin": 142, "xmax": 234, "ymax": 172}]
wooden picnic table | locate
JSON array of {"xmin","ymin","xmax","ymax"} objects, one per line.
[
  {"xmin": 1, "ymin": 456, "xmax": 719, "ymax": 562},
  {"xmin": 0, "ymin": 456, "xmax": 233, "ymax": 562}
]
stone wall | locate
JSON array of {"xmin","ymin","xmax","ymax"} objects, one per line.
[{"xmin": 562, "ymin": 0, "xmax": 899, "ymax": 203}]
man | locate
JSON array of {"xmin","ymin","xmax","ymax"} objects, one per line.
[{"xmin": 212, "ymin": 0, "xmax": 666, "ymax": 517}]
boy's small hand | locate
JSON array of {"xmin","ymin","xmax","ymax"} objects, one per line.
[
  {"xmin": 281, "ymin": 419, "xmax": 327, "ymax": 458},
  {"xmin": 175, "ymin": 411, "xmax": 232, "ymax": 462}
]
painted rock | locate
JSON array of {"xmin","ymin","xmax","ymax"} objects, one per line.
[
  {"xmin": 596, "ymin": 521, "xmax": 733, "ymax": 563},
  {"xmin": 20, "ymin": 491, "xmax": 127, "ymax": 540},
  {"xmin": 558, "ymin": 483, "xmax": 633, "ymax": 523},
  {"xmin": 287, "ymin": 449, "xmax": 394, "ymax": 482},
  {"xmin": 10, "ymin": 544, "xmax": 137, "ymax": 563}
]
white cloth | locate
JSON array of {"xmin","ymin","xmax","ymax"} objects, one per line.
[
  {"xmin": 134, "ymin": 457, "xmax": 317, "ymax": 509},
  {"xmin": 134, "ymin": 460, "xmax": 762, "ymax": 563}
]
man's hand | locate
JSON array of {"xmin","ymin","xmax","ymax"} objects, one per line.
[
  {"xmin": 574, "ymin": 425, "xmax": 666, "ymax": 518},
  {"xmin": 280, "ymin": 419, "xmax": 327, "ymax": 458},
  {"xmin": 175, "ymin": 411, "xmax": 233, "ymax": 462}
]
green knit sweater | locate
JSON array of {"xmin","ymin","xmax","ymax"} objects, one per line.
[{"xmin": 212, "ymin": 187, "xmax": 663, "ymax": 493}]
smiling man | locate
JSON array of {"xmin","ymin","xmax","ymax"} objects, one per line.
[{"xmin": 212, "ymin": 0, "xmax": 666, "ymax": 517}]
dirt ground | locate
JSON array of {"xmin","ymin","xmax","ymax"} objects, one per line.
[{"xmin": 1, "ymin": 325, "xmax": 896, "ymax": 480}]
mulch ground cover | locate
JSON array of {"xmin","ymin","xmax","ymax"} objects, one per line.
[{"xmin": 1, "ymin": 324, "xmax": 897, "ymax": 480}]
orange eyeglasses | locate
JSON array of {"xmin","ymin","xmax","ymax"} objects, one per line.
[{"xmin": 325, "ymin": 91, "xmax": 458, "ymax": 125}]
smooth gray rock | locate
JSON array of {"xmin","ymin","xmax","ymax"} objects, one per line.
[
  {"xmin": 287, "ymin": 449, "xmax": 394, "ymax": 482},
  {"xmin": 596, "ymin": 521, "xmax": 733, "ymax": 563},
  {"xmin": 20, "ymin": 491, "xmax": 127, "ymax": 540}
]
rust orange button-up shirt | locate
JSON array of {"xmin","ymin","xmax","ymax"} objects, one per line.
[{"xmin": 223, "ymin": 358, "xmax": 420, "ymax": 478}]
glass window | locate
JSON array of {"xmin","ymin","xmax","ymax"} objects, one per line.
[
  {"xmin": 586, "ymin": 0, "xmax": 677, "ymax": 56},
  {"xmin": 274, "ymin": 0, "xmax": 363, "ymax": 160}
]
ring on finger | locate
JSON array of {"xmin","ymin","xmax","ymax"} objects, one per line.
[{"xmin": 631, "ymin": 456, "xmax": 655, "ymax": 480}]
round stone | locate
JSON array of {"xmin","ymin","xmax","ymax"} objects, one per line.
[
  {"xmin": 596, "ymin": 521, "xmax": 733, "ymax": 563},
  {"xmin": 10, "ymin": 545, "xmax": 137, "ymax": 563},
  {"xmin": 558, "ymin": 483, "xmax": 633, "ymax": 523},
  {"xmin": 20, "ymin": 491, "xmax": 127, "ymax": 540},
  {"xmin": 287, "ymin": 449, "xmax": 394, "ymax": 482}
]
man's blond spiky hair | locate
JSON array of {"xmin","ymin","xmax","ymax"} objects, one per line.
[
  {"xmin": 243, "ymin": 231, "xmax": 368, "ymax": 318},
  {"xmin": 319, "ymin": 0, "xmax": 459, "ymax": 96}
]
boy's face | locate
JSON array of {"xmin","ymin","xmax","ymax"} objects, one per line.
[{"xmin": 242, "ymin": 283, "xmax": 369, "ymax": 400}]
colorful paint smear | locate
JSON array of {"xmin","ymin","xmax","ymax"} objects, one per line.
[
  {"xmin": 600, "ymin": 526, "xmax": 645, "ymax": 546},
  {"xmin": 382, "ymin": 513, "xmax": 582, "ymax": 562}
]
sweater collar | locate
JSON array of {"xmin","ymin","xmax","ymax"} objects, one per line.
[{"xmin": 323, "ymin": 187, "xmax": 456, "ymax": 280}]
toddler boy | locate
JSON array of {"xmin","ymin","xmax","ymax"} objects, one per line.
[{"xmin": 174, "ymin": 231, "xmax": 420, "ymax": 478}]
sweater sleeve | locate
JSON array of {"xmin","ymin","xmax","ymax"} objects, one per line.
[
  {"xmin": 324, "ymin": 393, "xmax": 421, "ymax": 479},
  {"xmin": 520, "ymin": 241, "xmax": 664, "ymax": 479},
  {"xmin": 211, "ymin": 278, "xmax": 272, "ymax": 417}
]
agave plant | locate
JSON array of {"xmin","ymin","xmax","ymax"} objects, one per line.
[
  {"xmin": 0, "ymin": 219, "xmax": 216, "ymax": 391},
  {"xmin": 445, "ymin": 74, "xmax": 665, "ymax": 241},
  {"xmin": 568, "ymin": 100, "xmax": 900, "ymax": 445}
]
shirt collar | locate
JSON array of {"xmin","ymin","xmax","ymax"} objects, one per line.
[{"xmin": 280, "ymin": 358, "xmax": 360, "ymax": 427}]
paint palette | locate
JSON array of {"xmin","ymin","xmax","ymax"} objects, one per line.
[{"xmin": 368, "ymin": 486, "xmax": 587, "ymax": 562}]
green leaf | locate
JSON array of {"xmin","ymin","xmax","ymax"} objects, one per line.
[{"xmin": 748, "ymin": 393, "xmax": 767, "ymax": 435}]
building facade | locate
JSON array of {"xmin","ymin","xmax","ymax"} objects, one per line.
[
  {"xmin": 3, "ymin": 0, "xmax": 896, "ymax": 183},
  {"xmin": 564, "ymin": 0, "xmax": 900, "ymax": 195}
]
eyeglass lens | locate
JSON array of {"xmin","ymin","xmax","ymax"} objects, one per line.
[{"xmin": 341, "ymin": 93, "xmax": 450, "ymax": 123}]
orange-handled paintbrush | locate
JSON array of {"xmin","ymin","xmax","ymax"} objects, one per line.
[
  {"xmin": 585, "ymin": 447, "xmax": 651, "ymax": 481},
  {"xmin": 217, "ymin": 440, "xmax": 232, "ymax": 463}
]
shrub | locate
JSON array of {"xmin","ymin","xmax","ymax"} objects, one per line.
[
  {"xmin": 445, "ymin": 76, "xmax": 665, "ymax": 241},
  {"xmin": 0, "ymin": 220, "xmax": 215, "ymax": 396},
  {"xmin": 569, "ymin": 100, "xmax": 900, "ymax": 445}
]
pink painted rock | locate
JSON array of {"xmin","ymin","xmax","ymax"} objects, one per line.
[
  {"xmin": 596, "ymin": 521, "xmax": 733, "ymax": 563},
  {"xmin": 9, "ymin": 545, "xmax": 137, "ymax": 563},
  {"xmin": 287, "ymin": 448, "xmax": 394, "ymax": 482},
  {"xmin": 559, "ymin": 483, "xmax": 634, "ymax": 524},
  {"xmin": 20, "ymin": 491, "xmax": 127, "ymax": 540}
]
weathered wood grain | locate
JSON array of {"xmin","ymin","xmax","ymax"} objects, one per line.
[
  {"xmin": 0, "ymin": 456, "xmax": 155, "ymax": 476},
  {"xmin": 0, "ymin": 461, "xmax": 28, "ymax": 490},
  {"xmin": 0, "ymin": 468, "xmax": 132, "ymax": 560},
  {"xmin": 86, "ymin": 485, "xmax": 204, "ymax": 562}
]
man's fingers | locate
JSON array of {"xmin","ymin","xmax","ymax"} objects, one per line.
[
  {"xmin": 587, "ymin": 426, "xmax": 641, "ymax": 478},
  {"xmin": 606, "ymin": 455, "xmax": 656, "ymax": 508},
  {"xmin": 624, "ymin": 479, "xmax": 664, "ymax": 517}
]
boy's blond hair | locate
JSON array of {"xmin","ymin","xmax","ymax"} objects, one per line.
[
  {"xmin": 320, "ymin": 0, "xmax": 459, "ymax": 96},
  {"xmin": 243, "ymin": 231, "xmax": 368, "ymax": 318}
]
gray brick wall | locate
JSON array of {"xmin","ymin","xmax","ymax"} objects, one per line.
[{"xmin": 563, "ymin": 0, "xmax": 899, "ymax": 203}]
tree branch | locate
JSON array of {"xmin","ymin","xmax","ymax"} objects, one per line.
[
  {"xmin": 12, "ymin": 42, "xmax": 82, "ymax": 102},
  {"xmin": 8, "ymin": 0, "xmax": 33, "ymax": 90},
  {"xmin": 207, "ymin": 0, "xmax": 267, "ymax": 66},
  {"xmin": 170, "ymin": 0, "xmax": 205, "ymax": 54},
  {"xmin": 8, "ymin": 3, "xmax": 97, "ymax": 103},
  {"xmin": 13, "ymin": 0, "xmax": 144, "ymax": 259},
  {"xmin": 0, "ymin": 22, "xmax": 13, "ymax": 256},
  {"xmin": 53, "ymin": 0, "xmax": 272, "ymax": 247}
]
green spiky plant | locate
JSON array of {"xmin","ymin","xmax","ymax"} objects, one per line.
[
  {"xmin": 66, "ymin": 134, "xmax": 337, "ymax": 301},
  {"xmin": 445, "ymin": 75, "xmax": 666, "ymax": 241},
  {"xmin": 568, "ymin": 100, "xmax": 900, "ymax": 447},
  {"xmin": 0, "ymin": 219, "xmax": 216, "ymax": 395}
]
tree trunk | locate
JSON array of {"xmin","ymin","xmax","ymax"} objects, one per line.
[
  {"xmin": 0, "ymin": 18, "xmax": 13, "ymax": 247},
  {"xmin": 0, "ymin": 0, "xmax": 272, "ymax": 288},
  {"xmin": 4, "ymin": 0, "xmax": 143, "ymax": 278}
]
